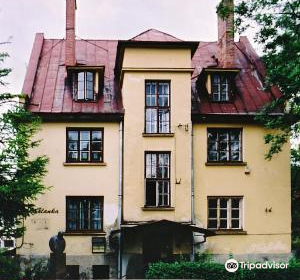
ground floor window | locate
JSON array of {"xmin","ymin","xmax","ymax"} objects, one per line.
[
  {"xmin": 66, "ymin": 196, "xmax": 103, "ymax": 232},
  {"xmin": 207, "ymin": 197, "xmax": 243, "ymax": 230},
  {"xmin": 145, "ymin": 152, "xmax": 170, "ymax": 207}
]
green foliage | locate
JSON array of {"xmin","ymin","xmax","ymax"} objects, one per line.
[
  {"xmin": 0, "ymin": 103, "xmax": 50, "ymax": 238},
  {"xmin": 217, "ymin": 0, "xmax": 300, "ymax": 160},
  {"xmin": 0, "ymin": 256, "xmax": 21, "ymax": 280},
  {"xmin": 146, "ymin": 259, "xmax": 300, "ymax": 279},
  {"xmin": 24, "ymin": 260, "xmax": 50, "ymax": 280},
  {"xmin": 0, "ymin": 52, "xmax": 49, "ymax": 238}
]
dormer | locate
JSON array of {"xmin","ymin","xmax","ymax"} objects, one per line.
[
  {"xmin": 67, "ymin": 66, "xmax": 105, "ymax": 102},
  {"xmin": 197, "ymin": 68, "xmax": 240, "ymax": 102}
]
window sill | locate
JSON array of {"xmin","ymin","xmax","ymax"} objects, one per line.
[
  {"xmin": 205, "ymin": 162, "xmax": 247, "ymax": 166},
  {"xmin": 142, "ymin": 133, "xmax": 174, "ymax": 137},
  {"xmin": 63, "ymin": 231, "xmax": 106, "ymax": 236},
  {"xmin": 63, "ymin": 162, "xmax": 107, "ymax": 166},
  {"xmin": 213, "ymin": 230, "xmax": 247, "ymax": 235},
  {"xmin": 142, "ymin": 206, "xmax": 175, "ymax": 211}
]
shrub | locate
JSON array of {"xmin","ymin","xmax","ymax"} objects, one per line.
[
  {"xmin": 0, "ymin": 256, "xmax": 21, "ymax": 280},
  {"xmin": 146, "ymin": 259, "xmax": 300, "ymax": 280}
]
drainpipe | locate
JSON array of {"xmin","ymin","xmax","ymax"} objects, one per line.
[
  {"xmin": 118, "ymin": 120, "xmax": 123, "ymax": 279},
  {"xmin": 191, "ymin": 123, "xmax": 195, "ymax": 261}
]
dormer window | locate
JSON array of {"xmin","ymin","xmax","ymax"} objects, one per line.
[
  {"xmin": 198, "ymin": 68, "xmax": 240, "ymax": 102},
  {"xmin": 68, "ymin": 67, "xmax": 104, "ymax": 102},
  {"xmin": 73, "ymin": 71, "xmax": 96, "ymax": 101},
  {"xmin": 211, "ymin": 74, "xmax": 229, "ymax": 101}
]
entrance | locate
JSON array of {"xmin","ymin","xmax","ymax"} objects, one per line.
[{"xmin": 143, "ymin": 230, "xmax": 173, "ymax": 264}]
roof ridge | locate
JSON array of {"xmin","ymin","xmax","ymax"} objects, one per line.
[{"xmin": 129, "ymin": 28, "xmax": 183, "ymax": 41}]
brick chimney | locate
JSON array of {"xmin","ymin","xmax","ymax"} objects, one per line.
[
  {"xmin": 65, "ymin": 0, "xmax": 76, "ymax": 66},
  {"xmin": 217, "ymin": 0, "xmax": 235, "ymax": 68}
]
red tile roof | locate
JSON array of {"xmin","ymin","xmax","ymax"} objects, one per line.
[{"xmin": 22, "ymin": 30, "xmax": 280, "ymax": 117}]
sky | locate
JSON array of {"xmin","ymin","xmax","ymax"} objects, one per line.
[{"xmin": 0, "ymin": 0, "xmax": 256, "ymax": 94}]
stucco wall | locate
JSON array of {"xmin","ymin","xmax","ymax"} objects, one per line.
[
  {"xmin": 17, "ymin": 122, "xmax": 120, "ymax": 256},
  {"xmin": 193, "ymin": 123, "xmax": 291, "ymax": 254}
]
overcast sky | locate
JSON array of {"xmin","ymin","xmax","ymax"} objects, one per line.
[{"xmin": 0, "ymin": 0, "xmax": 256, "ymax": 94}]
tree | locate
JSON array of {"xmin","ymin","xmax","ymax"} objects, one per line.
[
  {"xmin": 0, "ymin": 52, "xmax": 49, "ymax": 239},
  {"xmin": 217, "ymin": 0, "xmax": 300, "ymax": 160}
]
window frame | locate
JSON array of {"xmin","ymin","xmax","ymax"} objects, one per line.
[
  {"xmin": 66, "ymin": 196, "xmax": 104, "ymax": 233},
  {"xmin": 207, "ymin": 196, "xmax": 243, "ymax": 230},
  {"xmin": 72, "ymin": 71, "xmax": 98, "ymax": 102},
  {"xmin": 207, "ymin": 128, "xmax": 243, "ymax": 163},
  {"xmin": 210, "ymin": 73, "xmax": 230, "ymax": 102},
  {"xmin": 92, "ymin": 237, "xmax": 106, "ymax": 254},
  {"xmin": 66, "ymin": 127, "xmax": 104, "ymax": 163},
  {"xmin": 144, "ymin": 80, "xmax": 171, "ymax": 134},
  {"xmin": 144, "ymin": 151, "xmax": 171, "ymax": 207}
]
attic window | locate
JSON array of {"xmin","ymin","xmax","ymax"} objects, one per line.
[
  {"xmin": 70, "ymin": 68, "xmax": 103, "ymax": 102},
  {"xmin": 211, "ymin": 74, "xmax": 229, "ymax": 101}
]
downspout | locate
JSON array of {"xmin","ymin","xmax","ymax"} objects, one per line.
[
  {"xmin": 118, "ymin": 120, "xmax": 123, "ymax": 279},
  {"xmin": 191, "ymin": 123, "xmax": 195, "ymax": 261}
]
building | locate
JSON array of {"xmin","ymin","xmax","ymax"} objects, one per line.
[{"xmin": 17, "ymin": 0, "xmax": 291, "ymax": 278}]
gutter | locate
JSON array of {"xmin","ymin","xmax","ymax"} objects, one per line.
[
  {"xmin": 191, "ymin": 123, "xmax": 195, "ymax": 261},
  {"xmin": 117, "ymin": 120, "xmax": 124, "ymax": 279}
]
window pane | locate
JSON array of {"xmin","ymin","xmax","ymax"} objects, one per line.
[
  {"xmin": 68, "ymin": 141, "xmax": 78, "ymax": 151},
  {"xmin": 92, "ymin": 131, "xmax": 102, "ymax": 141},
  {"xmin": 146, "ymin": 180, "xmax": 157, "ymax": 206},
  {"xmin": 146, "ymin": 109, "xmax": 157, "ymax": 133},
  {"xmin": 208, "ymin": 198, "xmax": 217, "ymax": 208},
  {"xmin": 219, "ymin": 151, "xmax": 229, "ymax": 161},
  {"xmin": 68, "ymin": 131, "xmax": 78, "ymax": 141},
  {"xmin": 232, "ymin": 209, "xmax": 239, "ymax": 219},
  {"xmin": 209, "ymin": 209, "xmax": 217, "ymax": 218},
  {"xmin": 80, "ymin": 141, "xmax": 89, "ymax": 151},
  {"xmin": 158, "ymin": 154, "xmax": 169, "ymax": 179},
  {"xmin": 208, "ymin": 220, "xmax": 217, "ymax": 229},
  {"xmin": 68, "ymin": 151, "xmax": 78, "ymax": 161},
  {"xmin": 231, "ymin": 198, "xmax": 240, "ymax": 208},
  {"xmin": 231, "ymin": 219, "xmax": 240, "ymax": 229},
  {"xmin": 220, "ymin": 198, "xmax": 228, "ymax": 208},
  {"xmin": 220, "ymin": 209, "xmax": 227, "ymax": 218},
  {"xmin": 220, "ymin": 219, "xmax": 228, "ymax": 229},
  {"xmin": 158, "ymin": 109, "xmax": 170, "ymax": 133},
  {"xmin": 80, "ymin": 131, "xmax": 90, "ymax": 141},
  {"xmin": 80, "ymin": 152, "xmax": 89, "ymax": 161},
  {"xmin": 91, "ymin": 152, "xmax": 102, "ymax": 162},
  {"xmin": 91, "ymin": 141, "xmax": 101, "ymax": 151},
  {"xmin": 231, "ymin": 152, "xmax": 241, "ymax": 161}
]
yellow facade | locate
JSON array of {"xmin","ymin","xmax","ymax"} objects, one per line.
[
  {"xmin": 122, "ymin": 48, "xmax": 193, "ymax": 223},
  {"xmin": 194, "ymin": 124, "xmax": 291, "ymax": 255},
  {"xmin": 17, "ymin": 122, "xmax": 120, "ymax": 256}
]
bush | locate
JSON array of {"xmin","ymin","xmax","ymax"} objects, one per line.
[
  {"xmin": 146, "ymin": 259, "xmax": 300, "ymax": 280},
  {"xmin": 0, "ymin": 256, "xmax": 21, "ymax": 280}
]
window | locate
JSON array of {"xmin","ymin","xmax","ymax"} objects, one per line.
[
  {"xmin": 145, "ymin": 81, "xmax": 170, "ymax": 133},
  {"xmin": 3, "ymin": 240, "xmax": 14, "ymax": 247},
  {"xmin": 211, "ymin": 74, "xmax": 229, "ymax": 101},
  {"xmin": 145, "ymin": 152, "xmax": 170, "ymax": 207},
  {"xmin": 92, "ymin": 237, "xmax": 106, "ymax": 253},
  {"xmin": 67, "ymin": 128, "xmax": 104, "ymax": 162},
  {"xmin": 207, "ymin": 128, "xmax": 242, "ymax": 162},
  {"xmin": 92, "ymin": 265, "xmax": 110, "ymax": 279},
  {"xmin": 208, "ymin": 197, "xmax": 243, "ymax": 230},
  {"xmin": 73, "ymin": 71, "xmax": 95, "ymax": 101},
  {"xmin": 66, "ymin": 197, "xmax": 103, "ymax": 232}
]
